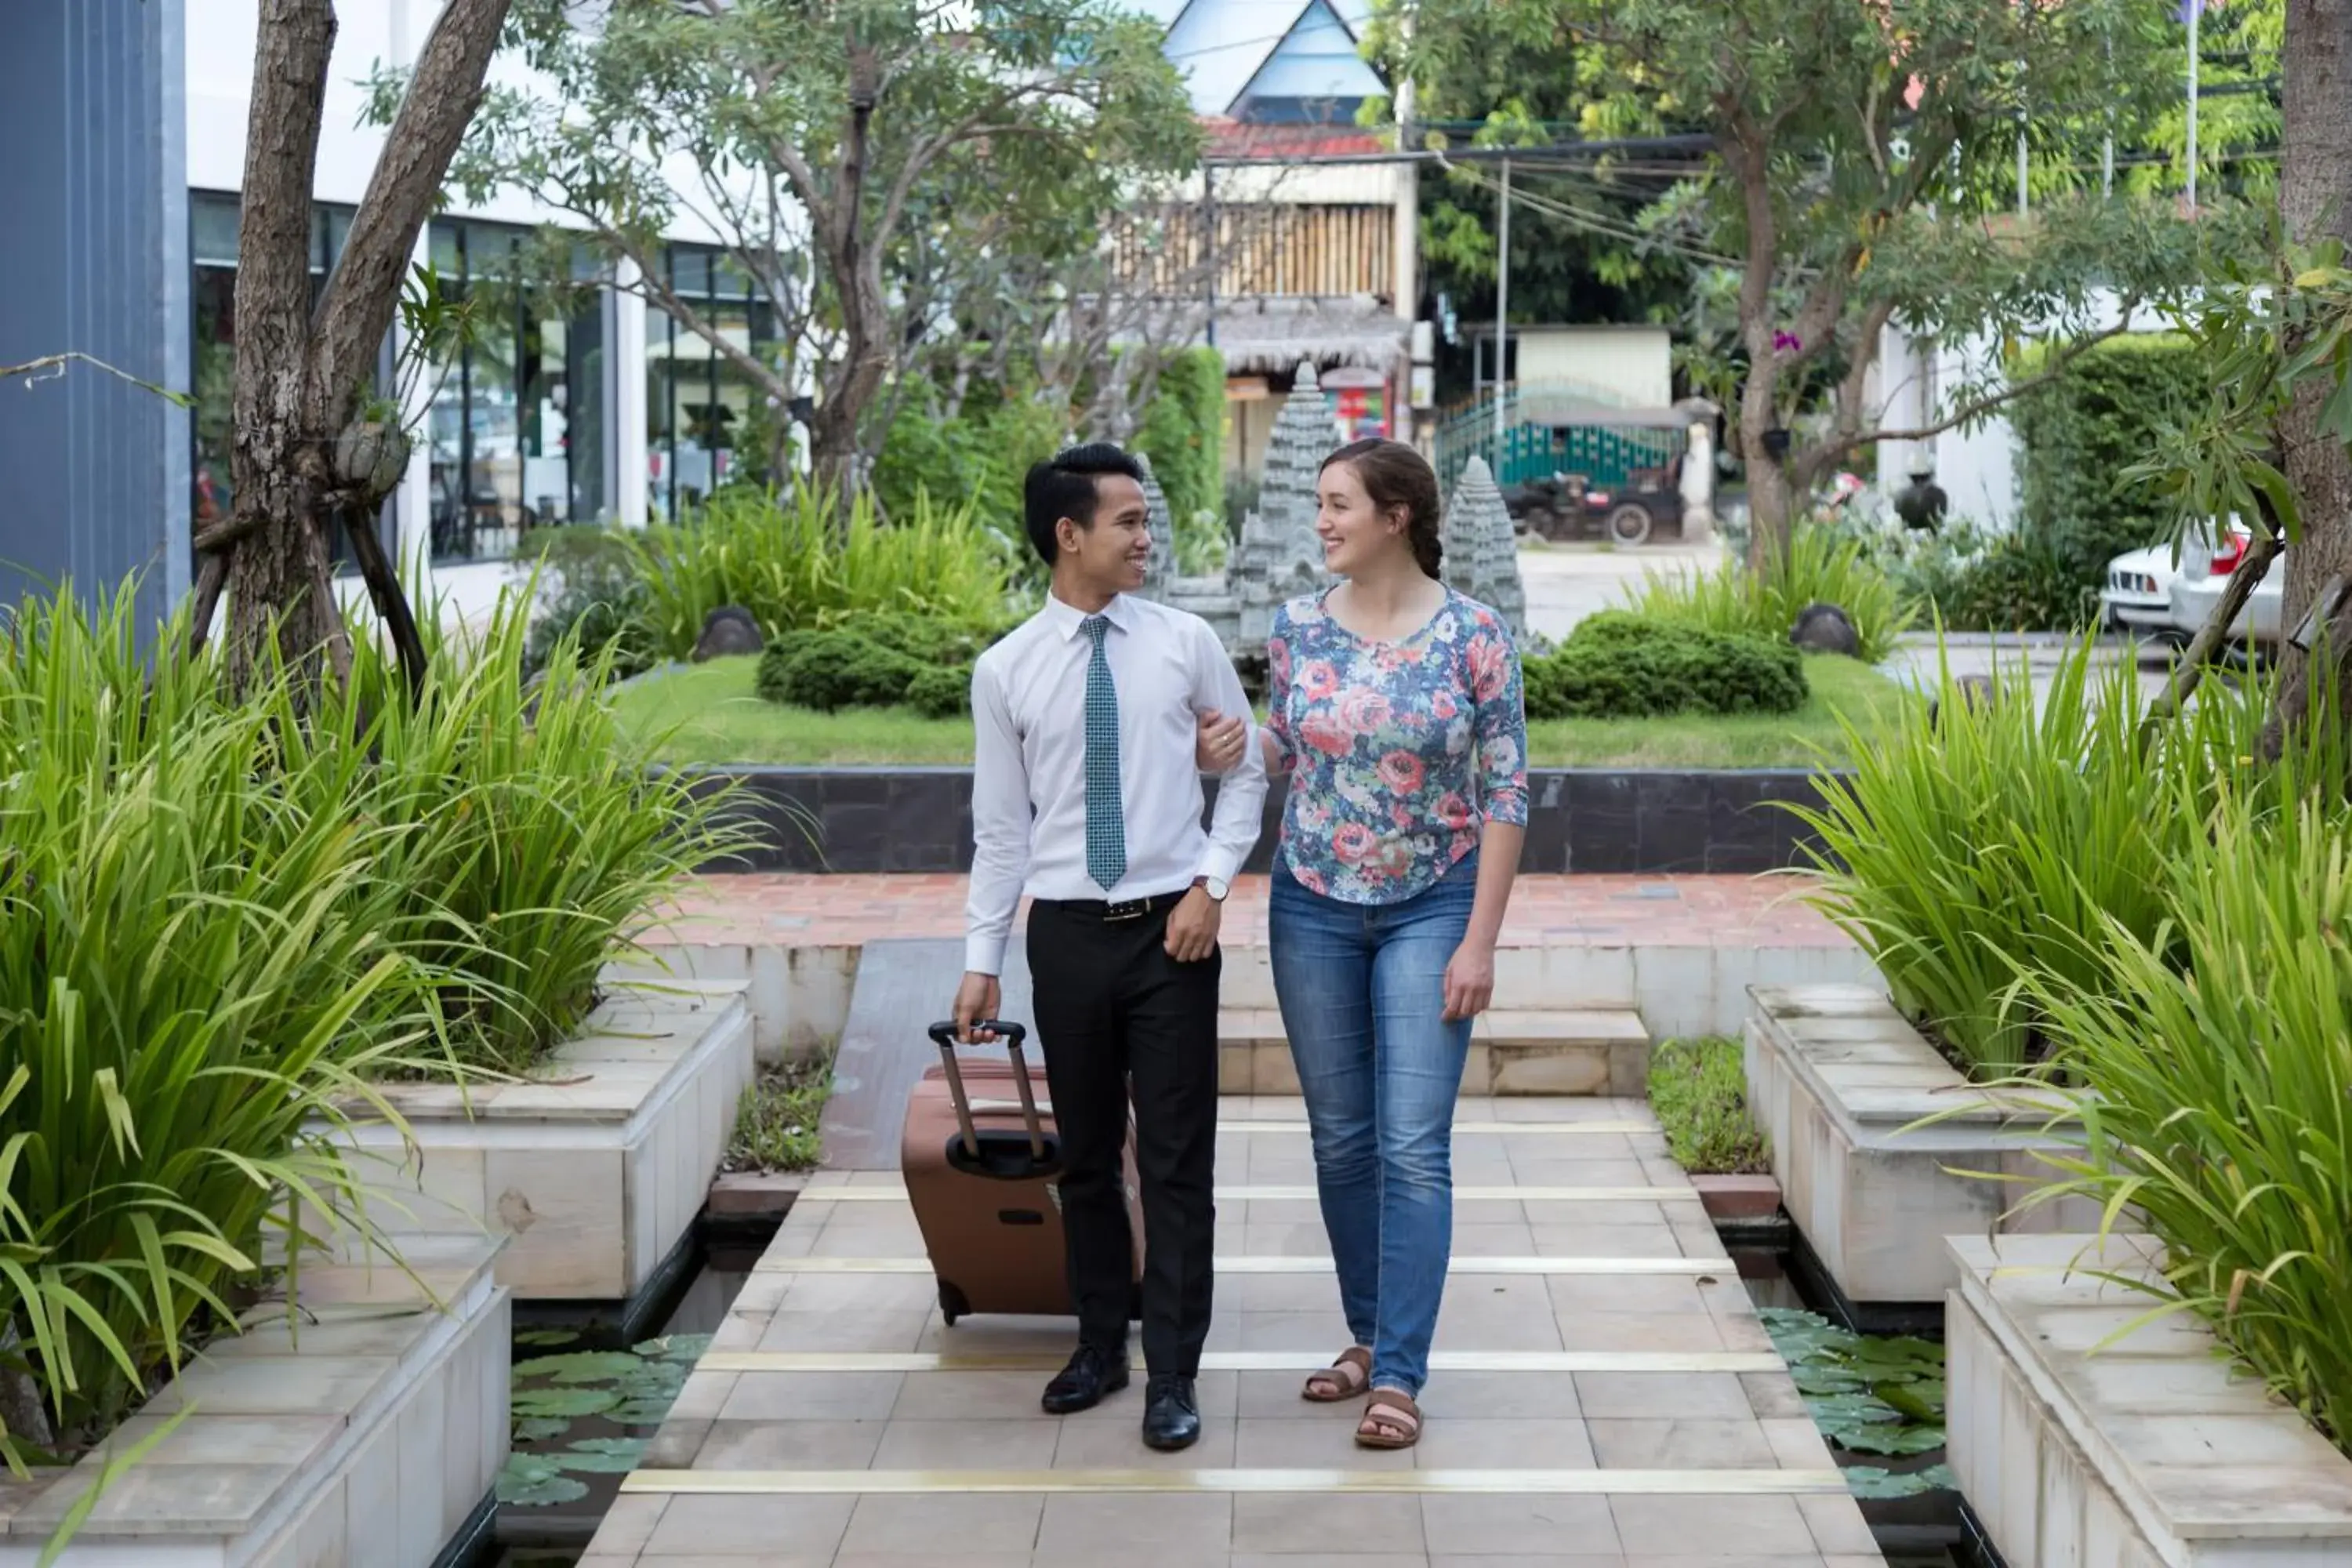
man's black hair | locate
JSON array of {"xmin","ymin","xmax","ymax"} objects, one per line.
[{"xmin": 1023, "ymin": 443, "xmax": 1146, "ymax": 564}]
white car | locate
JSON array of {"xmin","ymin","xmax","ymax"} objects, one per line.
[
  {"xmin": 2100, "ymin": 542, "xmax": 2183, "ymax": 638},
  {"xmin": 2101, "ymin": 519, "xmax": 2281, "ymax": 646},
  {"xmin": 2170, "ymin": 523, "xmax": 2285, "ymax": 646}
]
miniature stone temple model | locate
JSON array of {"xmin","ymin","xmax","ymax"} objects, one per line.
[
  {"xmin": 1441, "ymin": 456, "xmax": 1530, "ymax": 640},
  {"xmin": 1232, "ymin": 362, "xmax": 1340, "ymax": 661}
]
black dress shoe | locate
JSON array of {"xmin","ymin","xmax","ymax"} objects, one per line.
[
  {"xmin": 1142, "ymin": 1374, "xmax": 1201, "ymax": 1451},
  {"xmin": 1041, "ymin": 1343, "xmax": 1129, "ymax": 1414}
]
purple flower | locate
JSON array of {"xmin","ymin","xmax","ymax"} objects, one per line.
[{"xmin": 1773, "ymin": 330, "xmax": 1802, "ymax": 355}]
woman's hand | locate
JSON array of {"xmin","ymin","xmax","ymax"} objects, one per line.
[
  {"xmin": 1195, "ymin": 707, "xmax": 1247, "ymax": 773},
  {"xmin": 1442, "ymin": 937, "xmax": 1496, "ymax": 1022}
]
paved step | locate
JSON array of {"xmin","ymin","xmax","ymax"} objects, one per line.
[
  {"xmin": 1220, "ymin": 1007, "xmax": 1650, "ymax": 1097},
  {"xmin": 582, "ymin": 1097, "xmax": 1882, "ymax": 1568}
]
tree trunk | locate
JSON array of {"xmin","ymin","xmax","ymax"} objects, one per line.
[
  {"xmin": 1744, "ymin": 450, "xmax": 1799, "ymax": 575},
  {"xmin": 216, "ymin": 0, "xmax": 347, "ymax": 695},
  {"xmin": 191, "ymin": 0, "xmax": 510, "ymax": 701},
  {"xmin": 2265, "ymin": 0, "xmax": 2352, "ymax": 757}
]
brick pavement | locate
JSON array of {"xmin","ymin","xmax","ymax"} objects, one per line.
[{"xmin": 644, "ymin": 873, "xmax": 1856, "ymax": 951}]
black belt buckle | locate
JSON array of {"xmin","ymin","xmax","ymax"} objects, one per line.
[{"xmin": 1103, "ymin": 898, "xmax": 1149, "ymax": 922}]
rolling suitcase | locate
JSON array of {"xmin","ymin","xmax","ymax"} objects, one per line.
[{"xmin": 903, "ymin": 1019, "xmax": 1143, "ymax": 1325}]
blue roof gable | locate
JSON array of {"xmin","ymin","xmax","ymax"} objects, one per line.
[{"xmin": 1159, "ymin": 0, "xmax": 1385, "ymax": 119}]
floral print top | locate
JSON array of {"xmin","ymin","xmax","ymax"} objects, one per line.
[{"xmin": 1265, "ymin": 586, "xmax": 1529, "ymax": 906}]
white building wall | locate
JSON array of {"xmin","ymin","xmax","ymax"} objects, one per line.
[
  {"xmin": 1513, "ymin": 326, "xmax": 1673, "ymax": 408},
  {"xmin": 1873, "ymin": 289, "xmax": 2177, "ymax": 533}
]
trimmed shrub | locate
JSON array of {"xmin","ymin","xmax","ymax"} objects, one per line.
[
  {"xmin": 1524, "ymin": 612, "xmax": 1808, "ymax": 720},
  {"xmin": 753, "ymin": 613, "xmax": 1001, "ymax": 716},
  {"xmin": 2011, "ymin": 332, "xmax": 2209, "ymax": 588}
]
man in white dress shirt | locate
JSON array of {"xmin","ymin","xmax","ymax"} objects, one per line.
[{"xmin": 953, "ymin": 443, "xmax": 1268, "ymax": 1452}]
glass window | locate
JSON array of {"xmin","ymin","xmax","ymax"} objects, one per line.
[
  {"xmin": 648, "ymin": 244, "xmax": 778, "ymax": 521},
  {"xmin": 427, "ymin": 218, "xmax": 612, "ymax": 562}
]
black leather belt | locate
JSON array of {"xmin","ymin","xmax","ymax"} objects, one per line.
[{"xmin": 1037, "ymin": 888, "xmax": 1189, "ymax": 923}]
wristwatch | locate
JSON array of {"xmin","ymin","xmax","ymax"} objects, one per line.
[{"xmin": 1195, "ymin": 875, "xmax": 1230, "ymax": 902}]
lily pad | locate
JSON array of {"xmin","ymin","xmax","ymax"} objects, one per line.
[
  {"xmin": 511, "ymin": 1417, "xmax": 574, "ymax": 1443},
  {"xmin": 552, "ymin": 1437, "xmax": 647, "ymax": 1474},
  {"xmin": 517, "ymin": 1351, "xmax": 648, "ymax": 1385},
  {"xmin": 510, "ymin": 1387, "xmax": 621, "ymax": 1420},
  {"xmin": 1791, "ymin": 1366, "xmax": 1869, "ymax": 1396},
  {"xmin": 1844, "ymin": 1463, "xmax": 1957, "ymax": 1500},
  {"xmin": 1834, "ymin": 1422, "xmax": 1948, "ymax": 1457},
  {"xmin": 515, "ymin": 1328, "xmax": 582, "ymax": 1348},
  {"xmin": 610, "ymin": 1396, "xmax": 682, "ymax": 1425},
  {"xmin": 496, "ymin": 1453, "xmax": 591, "ymax": 1507},
  {"xmin": 1873, "ymin": 1378, "xmax": 1946, "ymax": 1422}
]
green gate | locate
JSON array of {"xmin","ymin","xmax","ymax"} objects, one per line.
[{"xmin": 1433, "ymin": 384, "xmax": 1685, "ymax": 492}]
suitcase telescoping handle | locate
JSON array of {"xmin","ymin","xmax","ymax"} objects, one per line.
[{"xmin": 925, "ymin": 1020, "xmax": 1045, "ymax": 1164}]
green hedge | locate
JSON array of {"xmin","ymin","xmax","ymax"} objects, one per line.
[
  {"xmin": 2012, "ymin": 333, "xmax": 2209, "ymax": 586},
  {"xmin": 1134, "ymin": 347, "xmax": 1226, "ymax": 526},
  {"xmin": 1523, "ymin": 612, "xmax": 1809, "ymax": 720}
]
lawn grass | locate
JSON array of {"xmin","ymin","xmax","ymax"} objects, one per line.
[
  {"xmin": 612, "ymin": 652, "xmax": 1905, "ymax": 768},
  {"xmin": 1647, "ymin": 1035, "xmax": 1770, "ymax": 1175}
]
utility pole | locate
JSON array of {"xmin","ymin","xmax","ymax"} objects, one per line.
[{"xmin": 1492, "ymin": 156, "xmax": 1511, "ymax": 468}]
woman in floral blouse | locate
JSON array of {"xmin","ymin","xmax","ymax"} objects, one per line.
[{"xmin": 1258, "ymin": 437, "xmax": 1528, "ymax": 1450}]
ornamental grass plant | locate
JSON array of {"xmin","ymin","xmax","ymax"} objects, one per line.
[
  {"xmin": 2009, "ymin": 774, "xmax": 2352, "ymax": 1454},
  {"xmin": 1626, "ymin": 524, "xmax": 1915, "ymax": 663},
  {"xmin": 0, "ymin": 589, "xmax": 438, "ymax": 1474},
  {"xmin": 313, "ymin": 591, "xmax": 755, "ymax": 1074},
  {"xmin": 1789, "ymin": 630, "xmax": 2350, "ymax": 1073},
  {"xmin": 619, "ymin": 486, "xmax": 1015, "ymax": 660}
]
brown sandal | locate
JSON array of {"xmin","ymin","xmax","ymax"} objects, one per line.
[
  {"xmin": 1301, "ymin": 1346, "xmax": 1372, "ymax": 1403},
  {"xmin": 1356, "ymin": 1388, "xmax": 1421, "ymax": 1449}
]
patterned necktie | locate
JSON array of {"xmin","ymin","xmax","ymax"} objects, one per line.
[{"xmin": 1080, "ymin": 615, "xmax": 1127, "ymax": 891}]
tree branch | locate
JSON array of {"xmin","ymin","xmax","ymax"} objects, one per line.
[
  {"xmin": 1803, "ymin": 308, "xmax": 2144, "ymax": 466},
  {"xmin": 310, "ymin": 0, "xmax": 514, "ymax": 412}
]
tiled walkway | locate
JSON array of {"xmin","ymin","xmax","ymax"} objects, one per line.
[
  {"xmin": 648, "ymin": 873, "xmax": 1856, "ymax": 951},
  {"xmin": 582, "ymin": 1096, "xmax": 1882, "ymax": 1566}
]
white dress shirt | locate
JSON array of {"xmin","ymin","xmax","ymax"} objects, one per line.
[{"xmin": 964, "ymin": 590, "xmax": 1269, "ymax": 976}]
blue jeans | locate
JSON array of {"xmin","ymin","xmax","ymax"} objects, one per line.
[{"xmin": 1268, "ymin": 852, "xmax": 1478, "ymax": 1397}]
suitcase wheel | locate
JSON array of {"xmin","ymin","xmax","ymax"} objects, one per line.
[{"xmin": 938, "ymin": 1279, "xmax": 970, "ymax": 1327}]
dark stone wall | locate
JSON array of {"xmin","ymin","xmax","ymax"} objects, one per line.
[{"xmin": 691, "ymin": 767, "xmax": 1842, "ymax": 877}]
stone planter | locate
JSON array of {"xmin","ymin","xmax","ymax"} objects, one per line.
[
  {"xmin": 0, "ymin": 1234, "xmax": 507, "ymax": 1568},
  {"xmin": 1744, "ymin": 983, "xmax": 2098, "ymax": 1307},
  {"xmin": 327, "ymin": 981, "xmax": 756, "ymax": 1303},
  {"xmin": 1947, "ymin": 1232, "xmax": 2352, "ymax": 1566}
]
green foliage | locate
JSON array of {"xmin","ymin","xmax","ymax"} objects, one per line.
[
  {"xmin": 1760, "ymin": 1308, "xmax": 1953, "ymax": 1497},
  {"xmin": 1625, "ymin": 528, "xmax": 1915, "ymax": 663},
  {"xmin": 1886, "ymin": 521, "xmax": 2100, "ymax": 634},
  {"xmin": 1789, "ymin": 632, "xmax": 2350, "ymax": 1073},
  {"xmin": 2012, "ymin": 333, "xmax": 2210, "ymax": 589},
  {"xmin": 2011, "ymin": 779, "xmax": 2352, "ymax": 1457},
  {"xmin": 622, "ymin": 488, "xmax": 1017, "ymax": 662},
  {"xmin": 1523, "ymin": 612, "xmax": 1808, "ymax": 721},
  {"xmin": 873, "ymin": 395, "xmax": 1066, "ymax": 543},
  {"xmin": 520, "ymin": 525, "xmax": 659, "ymax": 681},
  {"xmin": 1646, "ymin": 1037, "xmax": 1768, "ymax": 1175},
  {"xmin": 0, "ymin": 587, "xmax": 443, "ymax": 1483},
  {"xmin": 1134, "ymin": 347, "xmax": 1227, "ymax": 528}
]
